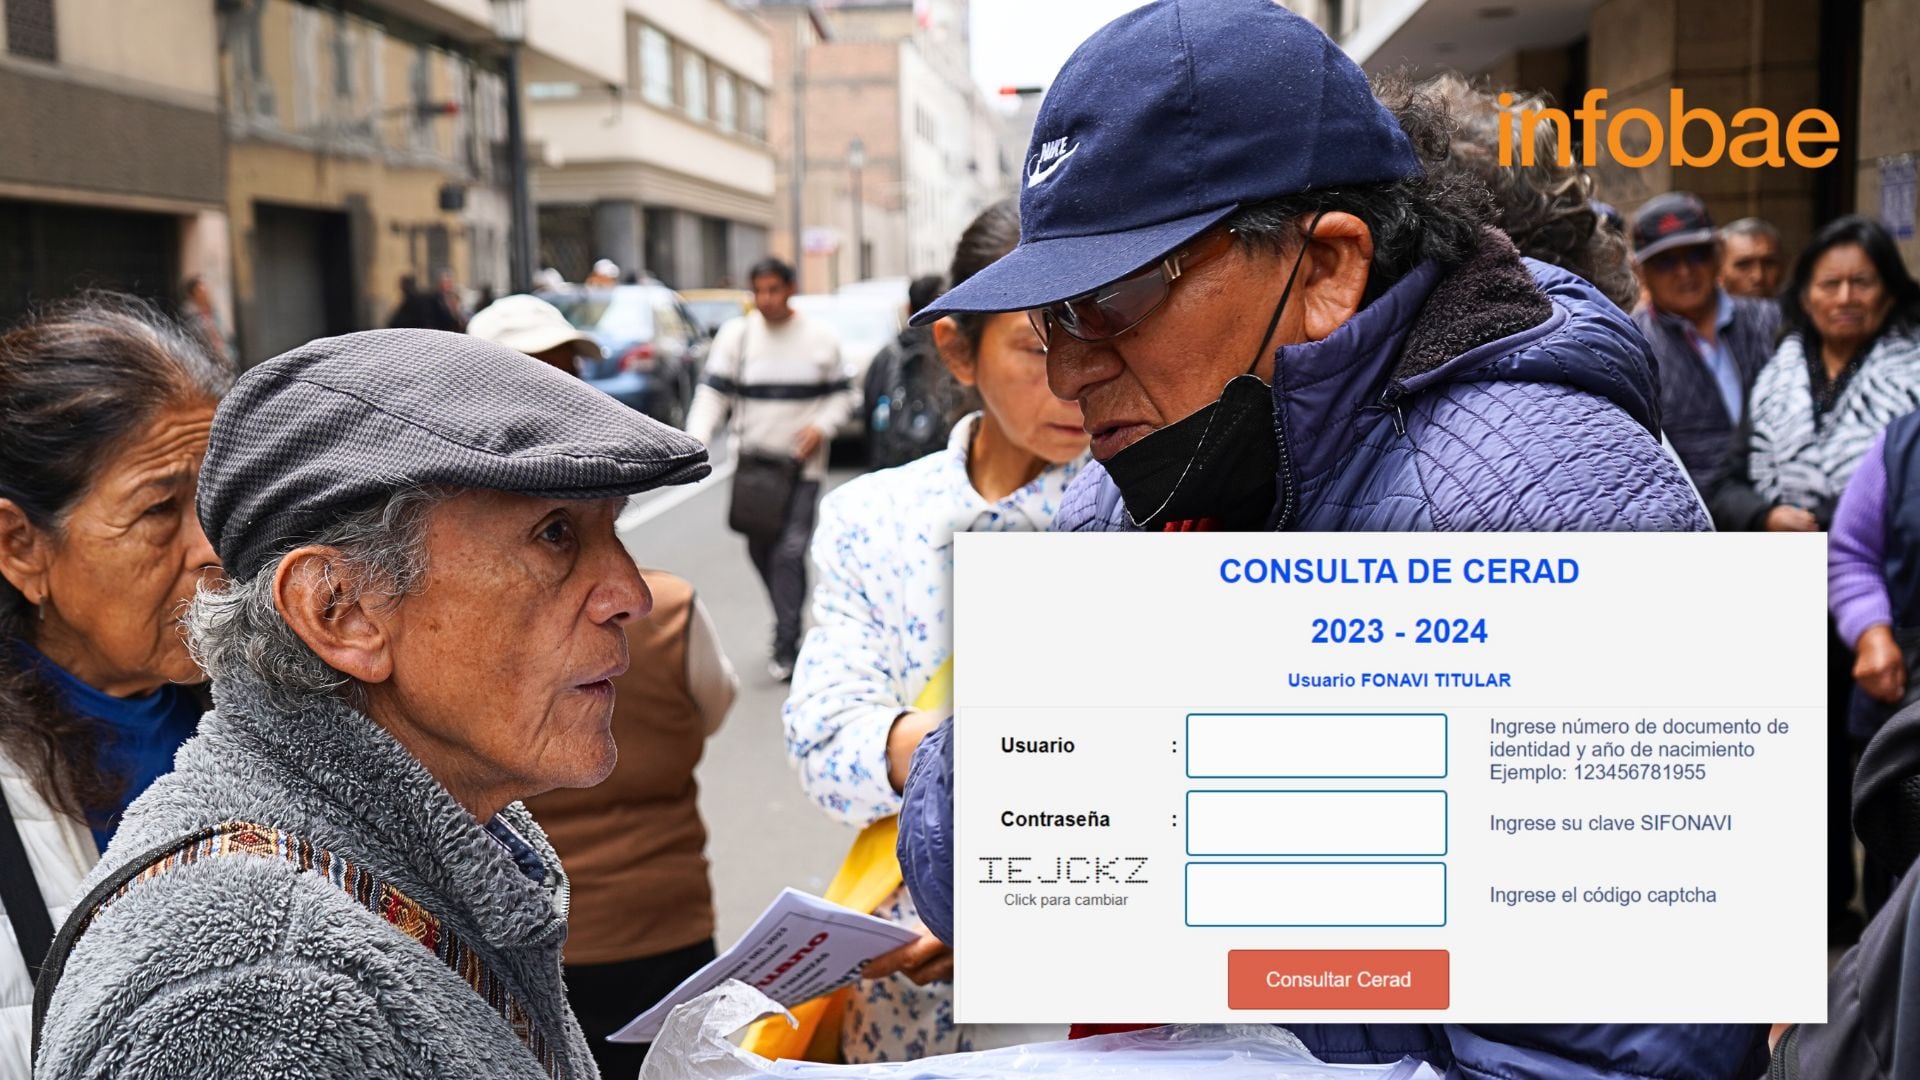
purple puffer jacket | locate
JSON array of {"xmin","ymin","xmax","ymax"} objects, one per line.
[
  {"xmin": 900, "ymin": 233, "xmax": 1765, "ymax": 1078},
  {"xmin": 1056, "ymin": 230, "xmax": 1710, "ymax": 534}
]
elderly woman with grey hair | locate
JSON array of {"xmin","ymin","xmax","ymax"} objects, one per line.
[
  {"xmin": 32, "ymin": 329, "xmax": 708, "ymax": 1080},
  {"xmin": 0, "ymin": 298, "xmax": 230, "ymax": 1080}
]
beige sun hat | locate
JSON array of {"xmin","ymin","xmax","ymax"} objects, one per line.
[{"xmin": 467, "ymin": 294, "xmax": 604, "ymax": 360}]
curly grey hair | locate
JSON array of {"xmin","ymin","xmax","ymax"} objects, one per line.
[
  {"xmin": 1413, "ymin": 72, "xmax": 1639, "ymax": 311},
  {"xmin": 1223, "ymin": 71, "xmax": 1496, "ymax": 309},
  {"xmin": 185, "ymin": 486, "xmax": 448, "ymax": 714}
]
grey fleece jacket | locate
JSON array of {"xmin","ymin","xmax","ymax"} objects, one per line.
[{"xmin": 35, "ymin": 669, "xmax": 597, "ymax": 1080}]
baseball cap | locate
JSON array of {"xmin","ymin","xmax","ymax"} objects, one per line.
[
  {"xmin": 1631, "ymin": 192, "xmax": 1717, "ymax": 264},
  {"xmin": 468, "ymin": 294, "xmax": 604, "ymax": 360},
  {"xmin": 913, "ymin": 0, "xmax": 1420, "ymax": 325},
  {"xmin": 198, "ymin": 329, "xmax": 707, "ymax": 581}
]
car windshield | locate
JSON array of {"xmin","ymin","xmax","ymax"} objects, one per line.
[{"xmin": 556, "ymin": 288, "xmax": 656, "ymax": 341}]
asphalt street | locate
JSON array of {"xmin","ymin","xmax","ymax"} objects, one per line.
[{"xmin": 619, "ymin": 449, "xmax": 864, "ymax": 946}]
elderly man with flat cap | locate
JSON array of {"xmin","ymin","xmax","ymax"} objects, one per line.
[
  {"xmin": 32, "ymin": 329, "xmax": 707, "ymax": 1079},
  {"xmin": 900, "ymin": 1, "xmax": 1761, "ymax": 1079}
]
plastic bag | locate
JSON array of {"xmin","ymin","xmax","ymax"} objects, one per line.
[{"xmin": 639, "ymin": 981, "xmax": 1441, "ymax": 1080}]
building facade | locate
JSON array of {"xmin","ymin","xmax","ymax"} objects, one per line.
[
  {"xmin": 217, "ymin": 0, "xmax": 621, "ymax": 364},
  {"xmin": 1340, "ymin": 0, "xmax": 1894, "ymax": 270},
  {"xmin": 220, "ymin": 0, "xmax": 510, "ymax": 363},
  {"xmin": 0, "ymin": 0, "xmax": 227, "ymax": 328},
  {"xmin": 746, "ymin": 0, "xmax": 1015, "ymax": 294},
  {"xmin": 529, "ymin": 0, "xmax": 775, "ymax": 291}
]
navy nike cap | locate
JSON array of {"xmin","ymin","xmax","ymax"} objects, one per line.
[{"xmin": 913, "ymin": 0, "xmax": 1421, "ymax": 325}]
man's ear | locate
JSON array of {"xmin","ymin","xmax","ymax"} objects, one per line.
[
  {"xmin": 1298, "ymin": 211, "xmax": 1375, "ymax": 343},
  {"xmin": 0, "ymin": 498, "xmax": 53, "ymax": 606},
  {"xmin": 932, "ymin": 316, "xmax": 978, "ymax": 387},
  {"xmin": 272, "ymin": 547, "xmax": 395, "ymax": 686}
]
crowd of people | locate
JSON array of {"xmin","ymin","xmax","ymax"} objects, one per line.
[{"xmin": 2, "ymin": 1, "xmax": 1920, "ymax": 1077}]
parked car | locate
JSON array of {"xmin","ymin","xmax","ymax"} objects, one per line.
[
  {"xmin": 679, "ymin": 288, "xmax": 753, "ymax": 337},
  {"xmin": 542, "ymin": 283, "xmax": 708, "ymax": 428},
  {"xmin": 789, "ymin": 292, "xmax": 906, "ymax": 438},
  {"xmin": 789, "ymin": 293, "xmax": 901, "ymax": 383}
]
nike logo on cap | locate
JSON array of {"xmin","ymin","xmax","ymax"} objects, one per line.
[{"xmin": 1026, "ymin": 142, "xmax": 1077, "ymax": 188}]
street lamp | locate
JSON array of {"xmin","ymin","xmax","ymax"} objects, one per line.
[
  {"xmin": 848, "ymin": 136, "xmax": 866, "ymax": 282},
  {"xmin": 492, "ymin": 0, "xmax": 533, "ymax": 294}
]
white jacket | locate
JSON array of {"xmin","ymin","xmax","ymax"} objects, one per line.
[
  {"xmin": 0, "ymin": 750, "xmax": 97, "ymax": 1080},
  {"xmin": 783, "ymin": 414, "xmax": 1086, "ymax": 825}
]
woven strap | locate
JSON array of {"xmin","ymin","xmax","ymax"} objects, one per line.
[{"xmin": 84, "ymin": 821, "xmax": 566, "ymax": 1079}]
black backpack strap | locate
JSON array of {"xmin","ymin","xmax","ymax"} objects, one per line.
[
  {"xmin": 0, "ymin": 791, "xmax": 56, "ymax": 982},
  {"xmin": 30, "ymin": 825, "xmax": 220, "ymax": 1069}
]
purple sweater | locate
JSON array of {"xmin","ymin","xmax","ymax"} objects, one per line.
[{"xmin": 1831, "ymin": 429, "xmax": 1892, "ymax": 648}]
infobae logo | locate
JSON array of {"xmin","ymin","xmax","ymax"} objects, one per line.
[{"xmin": 1497, "ymin": 89, "xmax": 1840, "ymax": 170}]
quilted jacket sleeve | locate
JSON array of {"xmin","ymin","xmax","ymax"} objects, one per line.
[
  {"xmin": 896, "ymin": 714, "xmax": 954, "ymax": 946},
  {"xmin": 1407, "ymin": 384, "xmax": 1711, "ymax": 532}
]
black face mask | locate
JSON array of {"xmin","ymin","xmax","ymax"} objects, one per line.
[
  {"xmin": 1102, "ymin": 216, "xmax": 1320, "ymax": 531},
  {"xmin": 1103, "ymin": 374, "xmax": 1278, "ymax": 529}
]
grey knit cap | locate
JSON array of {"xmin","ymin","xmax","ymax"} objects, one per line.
[{"xmin": 198, "ymin": 329, "xmax": 709, "ymax": 580}]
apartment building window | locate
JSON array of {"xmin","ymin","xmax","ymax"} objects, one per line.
[
  {"xmin": 5, "ymin": 0, "xmax": 56, "ymax": 61},
  {"xmin": 713, "ymin": 71, "xmax": 737, "ymax": 133},
  {"xmin": 409, "ymin": 45, "xmax": 433, "ymax": 147},
  {"xmin": 681, "ymin": 50, "xmax": 707, "ymax": 122},
  {"xmin": 639, "ymin": 25, "xmax": 673, "ymax": 107},
  {"xmin": 742, "ymin": 84, "xmax": 767, "ymax": 141},
  {"xmin": 331, "ymin": 16, "xmax": 355, "ymax": 100},
  {"xmin": 227, "ymin": 0, "xmax": 275, "ymax": 120}
]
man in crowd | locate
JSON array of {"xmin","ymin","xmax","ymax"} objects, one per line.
[
  {"xmin": 1631, "ymin": 193, "xmax": 1781, "ymax": 492},
  {"xmin": 386, "ymin": 273, "xmax": 432, "ymax": 328},
  {"xmin": 587, "ymin": 258, "xmax": 621, "ymax": 289},
  {"xmin": 901, "ymin": 0, "xmax": 1760, "ymax": 1076},
  {"xmin": 1721, "ymin": 215, "xmax": 1787, "ymax": 299},
  {"xmin": 863, "ymin": 273, "xmax": 957, "ymax": 469},
  {"xmin": 429, "ymin": 268, "xmax": 468, "ymax": 333},
  {"xmin": 467, "ymin": 294, "xmax": 741, "ymax": 1078},
  {"xmin": 686, "ymin": 257, "xmax": 852, "ymax": 680}
]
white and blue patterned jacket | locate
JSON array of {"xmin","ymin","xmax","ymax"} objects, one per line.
[{"xmin": 784, "ymin": 414, "xmax": 1084, "ymax": 826}]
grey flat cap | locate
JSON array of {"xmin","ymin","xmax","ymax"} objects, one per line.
[{"xmin": 199, "ymin": 329, "xmax": 709, "ymax": 580}]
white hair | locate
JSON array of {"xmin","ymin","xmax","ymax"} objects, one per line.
[
  {"xmin": 186, "ymin": 487, "xmax": 449, "ymax": 714},
  {"xmin": 1721, "ymin": 217, "xmax": 1781, "ymax": 245}
]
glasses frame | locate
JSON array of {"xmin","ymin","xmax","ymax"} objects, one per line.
[{"xmin": 1029, "ymin": 228, "xmax": 1237, "ymax": 350}]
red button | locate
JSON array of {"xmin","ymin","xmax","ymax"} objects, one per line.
[{"xmin": 1228, "ymin": 950, "xmax": 1449, "ymax": 1010}]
